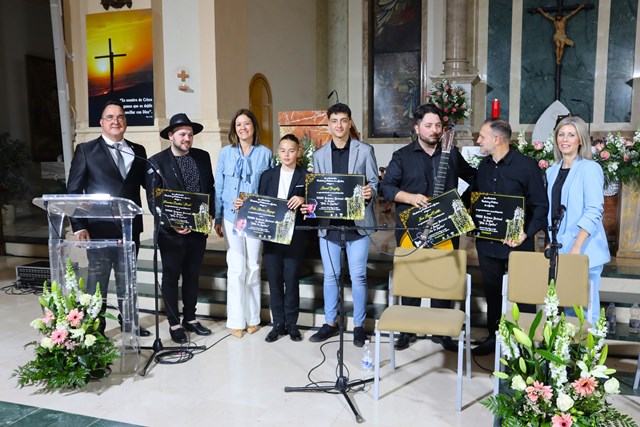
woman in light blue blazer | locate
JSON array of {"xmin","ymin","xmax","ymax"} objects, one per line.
[{"xmin": 546, "ymin": 116, "xmax": 610, "ymax": 324}]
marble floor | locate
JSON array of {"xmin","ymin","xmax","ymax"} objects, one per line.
[{"xmin": 1, "ymin": 256, "xmax": 640, "ymax": 427}]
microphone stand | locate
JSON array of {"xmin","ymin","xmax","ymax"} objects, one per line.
[
  {"xmin": 138, "ymin": 157, "xmax": 205, "ymax": 376},
  {"xmin": 544, "ymin": 211, "xmax": 564, "ymax": 286},
  {"xmin": 284, "ymin": 223, "xmax": 415, "ymax": 423}
]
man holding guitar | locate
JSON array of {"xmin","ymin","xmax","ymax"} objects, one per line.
[{"xmin": 380, "ymin": 103, "xmax": 476, "ymax": 351}]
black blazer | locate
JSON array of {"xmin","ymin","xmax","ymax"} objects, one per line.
[
  {"xmin": 146, "ymin": 147, "xmax": 215, "ymax": 235},
  {"xmin": 258, "ymin": 165, "xmax": 306, "ymax": 209},
  {"xmin": 259, "ymin": 165, "xmax": 307, "ymax": 250},
  {"xmin": 66, "ymin": 136, "xmax": 147, "ymax": 238}
]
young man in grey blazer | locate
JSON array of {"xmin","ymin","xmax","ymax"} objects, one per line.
[{"xmin": 303, "ymin": 103, "xmax": 379, "ymax": 347}]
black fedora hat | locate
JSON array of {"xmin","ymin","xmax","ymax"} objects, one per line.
[{"xmin": 160, "ymin": 113, "xmax": 204, "ymax": 139}]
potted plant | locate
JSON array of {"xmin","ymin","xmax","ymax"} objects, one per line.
[{"xmin": 0, "ymin": 132, "xmax": 30, "ymax": 224}]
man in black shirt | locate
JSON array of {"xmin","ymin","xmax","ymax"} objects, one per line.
[
  {"xmin": 471, "ymin": 118, "xmax": 548, "ymax": 356},
  {"xmin": 147, "ymin": 114, "xmax": 215, "ymax": 343},
  {"xmin": 380, "ymin": 103, "xmax": 476, "ymax": 351}
]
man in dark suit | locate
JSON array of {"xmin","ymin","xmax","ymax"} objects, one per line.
[
  {"xmin": 146, "ymin": 113, "xmax": 215, "ymax": 344},
  {"xmin": 67, "ymin": 100, "xmax": 151, "ymax": 336}
]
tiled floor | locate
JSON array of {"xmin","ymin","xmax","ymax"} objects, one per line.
[{"xmin": 1, "ymin": 256, "xmax": 640, "ymax": 426}]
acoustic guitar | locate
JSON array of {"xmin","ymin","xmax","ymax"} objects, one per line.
[{"xmin": 399, "ymin": 127, "xmax": 456, "ymax": 249}]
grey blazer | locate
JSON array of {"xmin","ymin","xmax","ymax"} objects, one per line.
[{"xmin": 313, "ymin": 138, "xmax": 379, "ymax": 237}]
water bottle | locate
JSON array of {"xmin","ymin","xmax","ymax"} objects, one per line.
[
  {"xmin": 629, "ymin": 304, "xmax": 640, "ymax": 334},
  {"xmin": 361, "ymin": 340, "xmax": 373, "ymax": 373},
  {"xmin": 606, "ymin": 302, "xmax": 617, "ymax": 335}
]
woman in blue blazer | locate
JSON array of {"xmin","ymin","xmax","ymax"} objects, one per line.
[{"xmin": 546, "ymin": 116, "xmax": 610, "ymax": 324}]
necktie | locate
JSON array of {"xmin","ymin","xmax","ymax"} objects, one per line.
[{"xmin": 115, "ymin": 143, "xmax": 127, "ymax": 179}]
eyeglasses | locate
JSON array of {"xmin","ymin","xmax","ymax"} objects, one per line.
[{"xmin": 102, "ymin": 115, "xmax": 126, "ymax": 123}]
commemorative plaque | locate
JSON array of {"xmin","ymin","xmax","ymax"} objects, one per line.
[
  {"xmin": 399, "ymin": 189, "xmax": 476, "ymax": 248},
  {"xmin": 160, "ymin": 189, "xmax": 211, "ymax": 234},
  {"xmin": 234, "ymin": 193, "xmax": 296, "ymax": 244},
  {"xmin": 305, "ymin": 173, "xmax": 365, "ymax": 220},
  {"xmin": 469, "ymin": 192, "xmax": 525, "ymax": 241}
]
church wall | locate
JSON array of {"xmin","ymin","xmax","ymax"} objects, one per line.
[
  {"xmin": 247, "ymin": 0, "xmax": 318, "ymax": 140},
  {"xmin": 485, "ymin": 0, "xmax": 512, "ymax": 121},
  {"xmin": 520, "ymin": 0, "xmax": 598, "ymax": 125},
  {"xmin": 485, "ymin": 0, "xmax": 639, "ymax": 134},
  {"xmin": 605, "ymin": 0, "xmax": 638, "ymax": 123}
]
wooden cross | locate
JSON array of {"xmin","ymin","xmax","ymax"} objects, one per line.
[
  {"xmin": 177, "ymin": 69, "xmax": 190, "ymax": 91},
  {"xmin": 94, "ymin": 38, "xmax": 126, "ymax": 93},
  {"xmin": 177, "ymin": 69, "xmax": 190, "ymax": 82},
  {"xmin": 529, "ymin": 0, "xmax": 594, "ymax": 100}
]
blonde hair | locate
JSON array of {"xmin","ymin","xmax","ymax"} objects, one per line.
[{"xmin": 553, "ymin": 116, "xmax": 592, "ymax": 161}]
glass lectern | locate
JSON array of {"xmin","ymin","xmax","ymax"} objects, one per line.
[{"xmin": 33, "ymin": 194, "xmax": 143, "ymax": 372}]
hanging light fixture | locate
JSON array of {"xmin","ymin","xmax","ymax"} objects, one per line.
[{"xmin": 100, "ymin": 0, "xmax": 133, "ymax": 11}]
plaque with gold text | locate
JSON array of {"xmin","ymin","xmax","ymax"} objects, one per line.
[
  {"xmin": 305, "ymin": 174, "xmax": 365, "ymax": 220},
  {"xmin": 469, "ymin": 193, "xmax": 525, "ymax": 241},
  {"xmin": 399, "ymin": 189, "xmax": 476, "ymax": 248},
  {"xmin": 234, "ymin": 193, "xmax": 295, "ymax": 244},
  {"xmin": 160, "ymin": 189, "xmax": 211, "ymax": 234}
]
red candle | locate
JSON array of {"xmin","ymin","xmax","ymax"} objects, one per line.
[{"xmin": 491, "ymin": 99, "xmax": 500, "ymax": 119}]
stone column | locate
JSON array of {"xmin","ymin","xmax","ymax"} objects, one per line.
[
  {"xmin": 442, "ymin": 0, "xmax": 471, "ymax": 76},
  {"xmin": 437, "ymin": 0, "xmax": 479, "ymax": 147}
]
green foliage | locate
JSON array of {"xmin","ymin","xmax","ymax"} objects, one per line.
[
  {"xmin": 482, "ymin": 281, "xmax": 638, "ymax": 426},
  {"xmin": 13, "ymin": 259, "xmax": 119, "ymax": 391}
]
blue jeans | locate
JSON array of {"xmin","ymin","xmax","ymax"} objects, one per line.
[{"xmin": 319, "ymin": 235, "xmax": 370, "ymax": 327}]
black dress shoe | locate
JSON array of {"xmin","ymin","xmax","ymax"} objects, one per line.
[
  {"xmin": 119, "ymin": 322, "xmax": 152, "ymax": 337},
  {"xmin": 169, "ymin": 326, "xmax": 188, "ymax": 344},
  {"xmin": 118, "ymin": 315, "xmax": 152, "ymax": 337},
  {"xmin": 432, "ymin": 335, "xmax": 458, "ymax": 353},
  {"xmin": 138, "ymin": 326, "xmax": 152, "ymax": 337},
  {"xmin": 182, "ymin": 321, "xmax": 212, "ymax": 336},
  {"xmin": 472, "ymin": 335, "xmax": 496, "ymax": 356},
  {"xmin": 394, "ymin": 333, "xmax": 417, "ymax": 351},
  {"xmin": 286, "ymin": 324, "xmax": 302, "ymax": 342},
  {"xmin": 265, "ymin": 324, "xmax": 286, "ymax": 343},
  {"xmin": 353, "ymin": 326, "xmax": 368, "ymax": 348}
]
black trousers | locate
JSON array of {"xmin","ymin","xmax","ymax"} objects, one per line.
[
  {"xmin": 477, "ymin": 252, "xmax": 535, "ymax": 334},
  {"xmin": 159, "ymin": 231, "xmax": 207, "ymax": 326},
  {"xmin": 263, "ymin": 231, "xmax": 306, "ymax": 326},
  {"xmin": 86, "ymin": 234, "xmax": 141, "ymax": 315}
]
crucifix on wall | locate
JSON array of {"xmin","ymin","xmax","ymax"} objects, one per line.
[
  {"xmin": 529, "ymin": 1, "xmax": 594, "ymax": 100},
  {"xmin": 94, "ymin": 38, "xmax": 126, "ymax": 93}
]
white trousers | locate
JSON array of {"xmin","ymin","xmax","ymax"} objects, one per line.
[{"xmin": 223, "ymin": 219, "xmax": 262, "ymax": 329}]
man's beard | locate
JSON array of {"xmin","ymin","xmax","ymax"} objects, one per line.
[{"xmin": 421, "ymin": 134, "xmax": 440, "ymax": 146}]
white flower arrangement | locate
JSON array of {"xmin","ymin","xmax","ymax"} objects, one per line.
[
  {"xmin": 482, "ymin": 281, "xmax": 637, "ymax": 427},
  {"xmin": 13, "ymin": 259, "xmax": 119, "ymax": 391}
]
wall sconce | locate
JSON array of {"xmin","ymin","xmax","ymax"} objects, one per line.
[
  {"xmin": 178, "ymin": 68, "xmax": 191, "ymax": 92},
  {"xmin": 101, "ymin": 0, "xmax": 133, "ymax": 10}
]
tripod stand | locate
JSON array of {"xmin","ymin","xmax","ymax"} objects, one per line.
[
  {"xmin": 285, "ymin": 224, "xmax": 394, "ymax": 423},
  {"xmin": 139, "ymin": 168, "xmax": 205, "ymax": 376}
]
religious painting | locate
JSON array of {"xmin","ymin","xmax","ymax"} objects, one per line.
[
  {"xmin": 86, "ymin": 9, "xmax": 154, "ymax": 126},
  {"xmin": 25, "ymin": 56, "xmax": 63, "ymax": 162},
  {"xmin": 369, "ymin": 0, "xmax": 422, "ymax": 138}
]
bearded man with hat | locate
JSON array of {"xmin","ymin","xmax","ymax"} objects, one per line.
[{"xmin": 146, "ymin": 113, "xmax": 215, "ymax": 343}]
